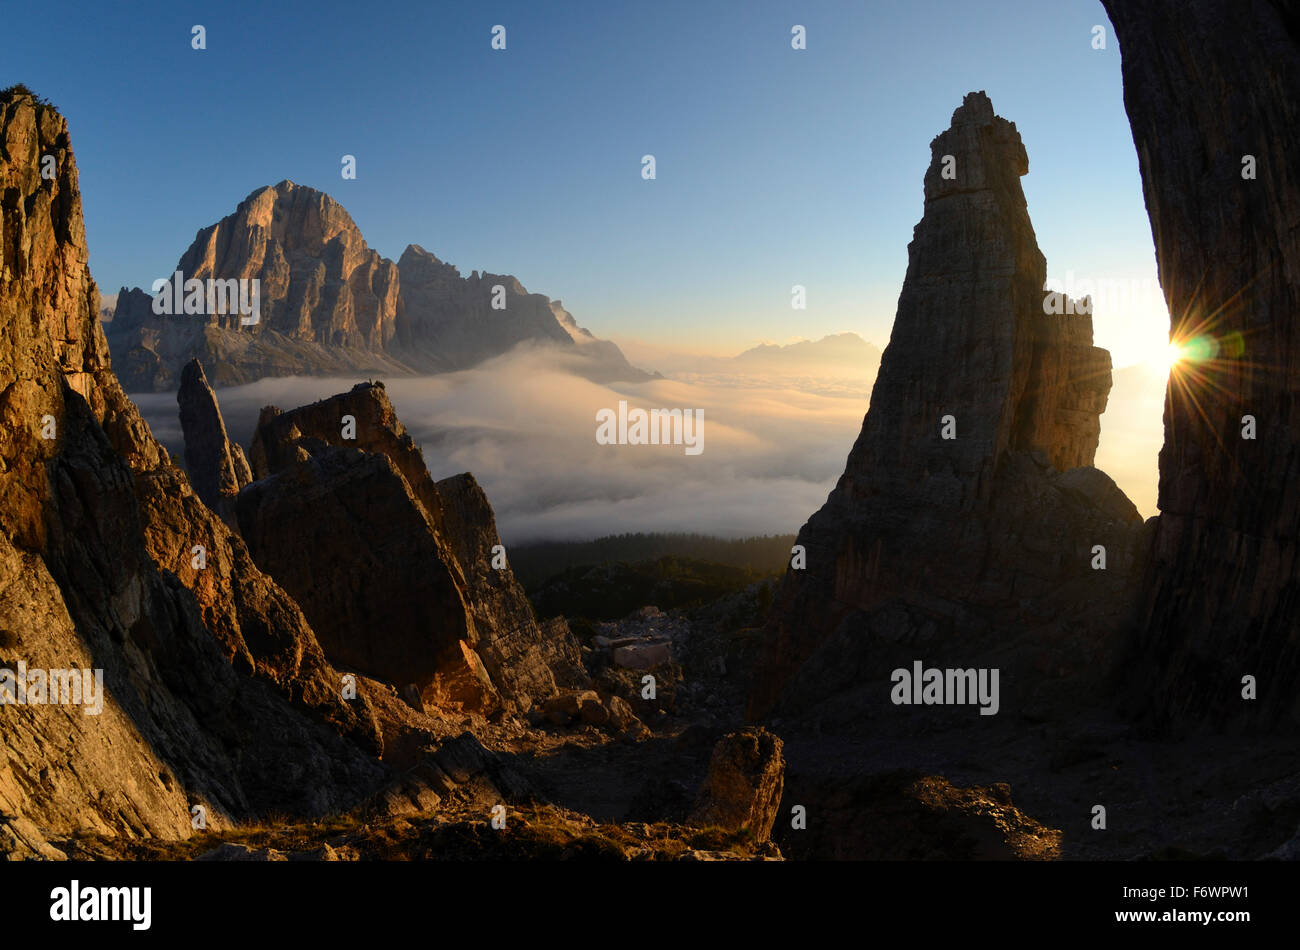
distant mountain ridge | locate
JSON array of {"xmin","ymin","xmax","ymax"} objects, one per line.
[
  {"xmin": 107, "ymin": 180, "xmax": 654, "ymax": 390},
  {"xmin": 732, "ymin": 332, "xmax": 881, "ymax": 375}
]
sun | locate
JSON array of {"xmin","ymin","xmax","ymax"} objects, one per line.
[{"xmin": 1143, "ymin": 338, "xmax": 1188, "ymax": 373}]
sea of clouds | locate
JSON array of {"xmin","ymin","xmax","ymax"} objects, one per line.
[
  {"xmin": 131, "ymin": 346, "xmax": 872, "ymax": 543},
  {"xmin": 129, "ymin": 346, "xmax": 1164, "ymax": 544}
]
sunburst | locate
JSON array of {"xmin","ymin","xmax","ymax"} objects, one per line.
[{"xmin": 1159, "ymin": 263, "xmax": 1280, "ymax": 489}]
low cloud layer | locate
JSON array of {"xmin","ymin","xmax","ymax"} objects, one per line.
[
  {"xmin": 1094, "ymin": 362, "xmax": 1166, "ymax": 520},
  {"xmin": 129, "ymin": 347, "xmax": 1164, "ymax": 544},
  {"xmin": 131, "ymin": 348, "xmax": 870, "ymax": 543}
]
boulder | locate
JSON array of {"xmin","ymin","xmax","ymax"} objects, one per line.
[
  {"xmin": 614, "ymin": 641, "xmax": 671, "ymax": 670},
  {"xmin": 542, "ymin": 690, "xmax": 603, "ymax": 726},
  {"xmin": 690, "ymin": 728, "xmax": 785, "ymax": 843}
]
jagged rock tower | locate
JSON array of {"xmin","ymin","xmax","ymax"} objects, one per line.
[
  {"xmin": 177, "ymin": 357, "xmax": 252, "ymax": 529},
  {"xmin": 750, "ymin": 92, "xmax": 1147, "ymax": 719}
]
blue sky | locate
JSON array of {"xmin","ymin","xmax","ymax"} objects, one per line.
[{"xmin": 5, "ymin": 0, "xmax": 1165, "ymax": 365}]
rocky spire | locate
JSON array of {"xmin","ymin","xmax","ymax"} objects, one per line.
[
  {"xmin": 749, "ymin": 92, "xmax": 1142, "ymax": 719},
  {"xmin": 841, "ymin": 91, "xmax": 1109, "ymax": 508},
  {"xmin": 177, "ymin": 357, "xmax": 252, "ymax": 528}
]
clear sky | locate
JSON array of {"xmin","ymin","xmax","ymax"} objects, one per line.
[{"xmin": 4, "ymin": 0, "xmax": 1166, "ymax": 366}]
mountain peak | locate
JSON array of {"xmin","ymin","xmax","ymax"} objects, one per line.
[
  {"xmin": 107, "ymin": 185, "xmax": 653, "ymax": 387},
  {"xmin": 403, "ymin": 243, "xmax": 443, "ymax": 265}
]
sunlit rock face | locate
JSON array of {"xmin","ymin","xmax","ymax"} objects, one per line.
[
  {"xmin": 749, "ymin": 92, "xmax": 1145, "ymax": 720},
  {"xmin": 106, "ymin": 185, "xmax": 652, "ymax": 391},
  {"xmin": 0, "ymin": 89, "xmax": 387, "ymax": 857},
  {"xmin": 1102, "ymin": 0, "xmax": 1300, "ymax": 732},
  {"xmin": 180, "ymin": 180, "xmax": 400, "ymax": 347}
]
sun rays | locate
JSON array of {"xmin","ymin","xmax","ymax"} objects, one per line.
[{"xmin": 1157, "ymin": 264, "xmax": 1281, "ymax": 487}]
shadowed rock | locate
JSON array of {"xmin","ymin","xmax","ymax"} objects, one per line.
[
  {"xmin": 749, "ymin": 92, "xmax": 1147, "ymax": 720},
  {"xmin": 435, "ymin": 472, "xmax": 590, "ymax": 708},
  {"xmin": 240, "ymin": 383, "xmax": 586, "ymax": 715},
  {"xmin": 1102, "ymin": 0, "xmax": 1300, "ymax": 732},
  {"xmin": 177, "ymin": 358, "xmax": 250, "ymax": 528},
  {"xmin": 238, "ymin": 390, "xmax": 485, "ymax": 712},
  {"xmin": 775, "ymin": 772, "xmax": 1061, "ymax": 860}
]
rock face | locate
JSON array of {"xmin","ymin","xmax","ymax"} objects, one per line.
[
  {"xmin": 237, "ymin": 384, "xmax": 485, "ymax": 710},
  {"xmin": 108, "ymin": 183, "xmax": 414, "ymax": 392},
  {"xmin": 396, "ymin": 246, "xmax": 571, "ymax": 364},
  {"xmin": 1101, "ymin": 0, "xmax": 1300, "ymax": 731},
  {"xmin": 177, "ymin": 358, "xmax": 250, "ymax": 527},
  {"xmin": 237, "ymin": 382, "xmax": 585, "ymax": 715},
  {"xmin": 749, "ymin": 92, "xmax": 1147, "ymax": 719},
  {"xmin": 0, "ymin": 89, "xmax": 387, "ymax": 856},
  {"xmin": 434, "ymin": 473, "xmax": 590, "ymax": 705},
  {"xmin": 241, "ymin": 445, "xmax": 488, "ymax": 705},
  {"xmin": 182, "ymin": 181, "xmax": 399, "ymax": 347},
  {"xmin": 106, "ymin": 184, "xmax": 652, "ymax": 390},
  {"xmin": 689, "ymin": 728, "xmax": 785, "ymax": 842}
]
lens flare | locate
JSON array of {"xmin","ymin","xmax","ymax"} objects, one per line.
[{"xmin": 1181, "ymin": 334, "xmax": 1220, "ymax": 363}]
